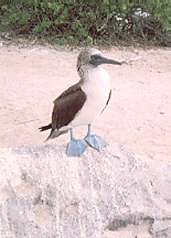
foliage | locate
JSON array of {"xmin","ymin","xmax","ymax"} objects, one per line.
[{"xmin": 0, "ymin": 0, "xmax": 170, "ymax": 45}]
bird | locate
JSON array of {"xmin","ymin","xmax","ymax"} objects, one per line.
[{"xmin": 39, "ymin": 48, "xmax": 122, "ymax": 156}]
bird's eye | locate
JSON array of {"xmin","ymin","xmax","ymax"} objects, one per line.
[
  {"xmin": 90, "ymin": 54, "xmax": 102, "ymax": 66},
  {"xmin": 91, "ymin": 54, "xmax": 101, "ymax": 60}
]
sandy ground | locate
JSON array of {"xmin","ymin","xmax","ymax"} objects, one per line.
[{"xmin": 0, "ymin": 44, "xmax": 171, "ymax": 162}]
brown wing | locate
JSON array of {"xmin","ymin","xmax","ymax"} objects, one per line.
[
  {"xmin": 52, "ymin": 83, "xmax": 86, "ymax": 130},
  {"xmin": 55, "ymin": 83, "xmax": 81, "ymax": 100},
  {"xmin": 101, "ymin": 89, "xmax": 112, "ymax": 113}
]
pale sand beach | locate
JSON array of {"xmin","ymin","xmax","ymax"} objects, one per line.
[{"xmin": 0, "ymin": 45, "xmax": 170, "ymax": 162}]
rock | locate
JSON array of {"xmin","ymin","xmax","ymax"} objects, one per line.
[{"xmin": 0, "ymin": 144, "xmax": 170, "ymax": 238}]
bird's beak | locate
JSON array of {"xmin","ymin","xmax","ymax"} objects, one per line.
[
  {"xmin": 90, "ymin": 54, "xmax": 123, "ymax": 66},
  {"xmin": 98, "ymin": 56, "xmax": 122, "ymax": 65}
]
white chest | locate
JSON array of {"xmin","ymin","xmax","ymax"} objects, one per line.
[
  {"xmin": 82, "ymin": 67, "xmax": 111, "ymax": 101},
  {"xmin": 70, "ymin": 67, "xmax": 111, "ymax": 127}
]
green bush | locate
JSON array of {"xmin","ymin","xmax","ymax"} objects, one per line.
[{"xmin": 0, "ymin": 0, "xmax": 170, "ymax": 45}]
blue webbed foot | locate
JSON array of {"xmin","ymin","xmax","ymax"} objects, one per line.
[
  {"xmin": 85, "ymin": 134, "xmax": 107, "ymax": 151},
  {"xmin": 66, "ymin": 139, "xmax": 87, "ymax": 157}
]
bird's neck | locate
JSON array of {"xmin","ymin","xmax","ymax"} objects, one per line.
[{"xmin": 78, "ymin": 65, "xmax": 107, "ymax": 83}]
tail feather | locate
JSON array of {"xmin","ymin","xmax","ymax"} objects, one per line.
[
  {"xmin": 39, "ymin": 123, "xmax": 68, "ymax": 141},
  {"xmin": 39, "ymin": 124, "xmax": 52, "ymax": 132},
  {"xmin": 45, "ymin": 129, "xmax": 68, "ymax": 141}
]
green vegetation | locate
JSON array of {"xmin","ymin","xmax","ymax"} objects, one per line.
[{"xmin": 0, "ymin": 0, "xmax": 170, "ymax": 46}]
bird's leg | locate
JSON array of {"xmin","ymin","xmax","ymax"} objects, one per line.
[
  {"xmin": 66, "ymin": 128, "xmax": 87, "ymax": 157},
  {"xmin": 85, "ymin": 124, "xmax": 107, "ymax": 151}
]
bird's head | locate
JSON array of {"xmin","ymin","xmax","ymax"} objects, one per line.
[{"xmin": 77, "ymin": 48, "xmax": 122, "ymax": 71}]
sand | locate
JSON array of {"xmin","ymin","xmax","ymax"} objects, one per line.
[{"xmin": 0, "ymin": 44, "xmax": 171, "ymax": 162}]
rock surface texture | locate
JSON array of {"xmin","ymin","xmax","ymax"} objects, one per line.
[{"xmin": 0, "ymin": 144, "xmax": 171, "ymax": 238}]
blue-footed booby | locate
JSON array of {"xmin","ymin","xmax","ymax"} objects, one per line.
[{"xmin": 39, "ymin": 48, "xmax": 122, "ymax": 156}]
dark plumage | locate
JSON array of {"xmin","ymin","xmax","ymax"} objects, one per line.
[
  {"xmin": 39, "ymin": 82, "xmax": 86, "ymax": 140},
  {"xmin": 101, "ymin": 89, "xmax": 112, "ymax": 113},
  {"xmin": 39, "ymin": 123, "xmax": 51, "ymax": 131}
]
